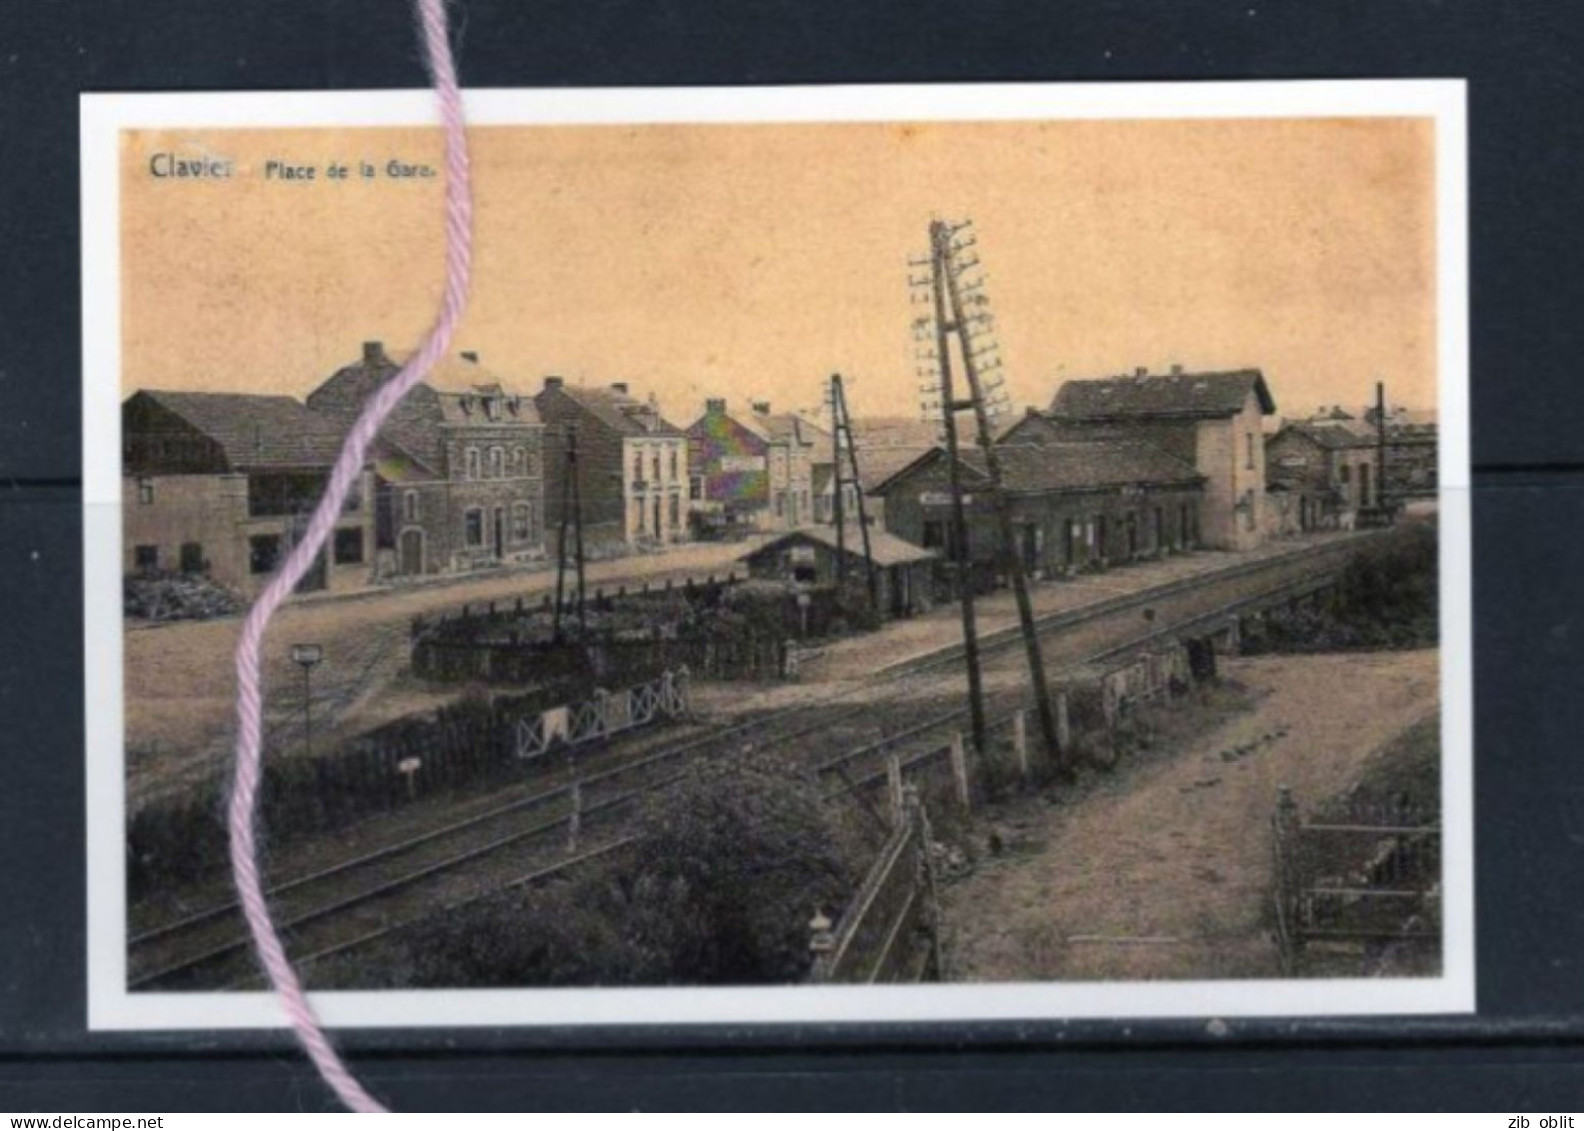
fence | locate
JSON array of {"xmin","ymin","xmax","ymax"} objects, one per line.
[
  {"xmin": 125, "ymin": 671, "xmax": 687, "ymax": 902},
  {"xmin": 517, "ymin": 669, "xmax": 690, "ymax": 760},
  {"xmin": 809, "ymin": 786, "xmax": 941, "ymax": 984},
  {"xmin": 1270, "ymin": 787, "xmax": 1441, "ymax": 971}
]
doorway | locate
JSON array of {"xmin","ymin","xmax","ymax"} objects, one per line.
[
  {"xmin": 493, "ymin": 506, "xmax": 505, "ymax": 559},
  {"xmin": 400, "ymin": 528, "xmax": 425, "ymax": 575}
]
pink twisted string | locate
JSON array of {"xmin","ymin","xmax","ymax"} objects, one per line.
[{"xmin": 226, "ymin": 0, "xmax": 470, "ymax": 1112}]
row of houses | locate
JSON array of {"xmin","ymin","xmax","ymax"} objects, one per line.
[
  {"xmin": 743, "ymin": 367, "xmax": 1436, "ymax": 618},
  {"xmin": 122, "ymin": 343, "xmax": 865, "ymax": 597},
  {"xmin": 123, "ymin": 345, "xmax": 1435, "ymax": 605}
]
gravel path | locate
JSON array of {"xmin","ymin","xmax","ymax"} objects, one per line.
[{"xmin": 938, "ymin": 649, "xmax": 1440, "ymax": 982}]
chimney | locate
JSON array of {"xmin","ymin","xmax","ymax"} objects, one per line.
[
  {"xmin": 1133, "ymin": 366, "xmax": 1148, "ymax": 379},
  {"xmin": 705, "ymin": 397, "xmax": 726, "ymax": 414},
  {"xmin": 543, "ymin": 376, "xmax": 564, "ymax": 391},
  {"xmin": 1170, "ymin": 363, "xmax": 1184, "ymax": 376},
  {"xmin": 611, "ymin": 382, "xmax": 629, "ymax": 395},
  {"xmin": 362, "ymin": 341, "xmax": 386, "ymax": 365},
  {"xmin": 752, "ymin": 400, "xmax": 771, "ymax": 415},
  {"xmin": 460, "ymin": 350, "xmax": 479, "ymax": 364}
]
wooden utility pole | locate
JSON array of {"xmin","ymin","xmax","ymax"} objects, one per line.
[
  {"xmin": 831, "ymin": 376, "xmax": 847, "ymax": 583},
  {"xmin": 552, "ymin": 424, "xmax": 587, "ymax": 639},
  {"xmin": 932, "ymin": 219, "xmax": 1063, "ymax": 769},
  {"xmin": 1374, "ymin": 379, "xmax": 1390, "ymax": 516},
  {"xmin": 927, "ymin": 223, "xmax": 988, "ymax": 754},
  {"xmin": 829, "ymin": 373, "xmax": 877, "ymax": 606}
]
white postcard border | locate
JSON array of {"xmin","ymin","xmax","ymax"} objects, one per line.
[{"xmin": 82, "ymin": 79, "xmax": 1473, "ymax": 1032}]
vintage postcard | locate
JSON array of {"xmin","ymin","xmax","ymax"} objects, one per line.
[{"xmin": 82, "ymin": 81, "xmax": 1472, "ymax": 1031}]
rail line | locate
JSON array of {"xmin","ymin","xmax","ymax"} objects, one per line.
[{"xmin": 130, "ymin": 534, "xmax": 1369, "ymax": 991}]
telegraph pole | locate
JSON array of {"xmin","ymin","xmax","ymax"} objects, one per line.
[
  {"xmin": 553, "ymin": 423, "xmax": 587, "ymax": 639},
  {"xmin": 925, "ymin": 224, "xmax": 988, "ymax": 754},
  {"xmin": 933, "ymin": 219, "xmax": 1063, "ymax": 769},
  {"xmin": 1374, "ymin": 379, "xmax": 1390, "ymax": 517},
  {"xmin": 831, "ymin": 373, "xmax": 877, "ymax": 606},
  {"xmin": 830, "ymin": 375, "xmax": 847, "ymax": 583}
]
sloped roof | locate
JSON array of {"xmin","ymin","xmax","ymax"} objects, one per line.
[
  {"xmin": 871, "ymin": 438, "xmax": 1203, "ymax": 496},
  {"xmin": 129, "ymin": 390, "xmax": 353, "ymax": 471},
  {"xmin": 685, "ymin": 404, "xmax": 773, "ymax": 444},
  {"xmin": 307, "ymin": 351, "xmax": 445, "ymax": 472},
  {"xmin": 1050, "ymin": 369, "xmax": 1276, "ymax": 420},
  {"xmin": 1280, "ymin": 421, "xmax": 1375, "ymax": 451},
  {"xmin": 547, "ymin": 384, "xmax": 683, "ymax": 437},
  {"xmin": 742, "ymin": 524, "xmax": 937, "ymax": 567},
  {"xmin": 755, "ymin": 411, "xmax": 822, "ymax": 447}
]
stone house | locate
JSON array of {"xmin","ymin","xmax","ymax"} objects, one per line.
[
  {"xmin": 307, "ymin": 342, "xmax": 547, "ymax": 577},
  {"xmin": 1265, "ymin": 420, "xmax": 1381, "ymax": 531},
  {"xmin": 121, "ymin": 390, "xmax": 377, "ymax": 596}
]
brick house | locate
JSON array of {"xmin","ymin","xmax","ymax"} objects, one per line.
[
  {"xmin": 307, "ymin": 342, "xmax": 546, "ymax": 577},
  {"xmin": 1019, "ymin": 366, "xmax": 1277, "ymax": 551},
  {"xmin": 536, "ymin": 378, "xmax": 688, "ymax": 549},
  {"xmin": 122, "ymin": 390, "xmax": 377, "ymax": 595}
]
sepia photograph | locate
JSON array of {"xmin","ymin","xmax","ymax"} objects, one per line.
[{"xmin": 81, "ymin": 82, "xmax": 1471, "ymax": 1030}]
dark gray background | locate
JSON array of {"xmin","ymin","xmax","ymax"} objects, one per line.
[{"xmin": 2, "ymin": 0, "xmax": 1581, "ymax": 1111}]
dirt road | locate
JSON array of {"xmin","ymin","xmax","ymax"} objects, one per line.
[
  {"xmin": 938, "ymin": 649, "xmax": 1439, "ymax": 982},
  {"xmin": 124, "ymin": 538, "xmax": 761, "ymax": 805}
]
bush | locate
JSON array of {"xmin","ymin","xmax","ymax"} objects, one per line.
[
  {"xmin": 1243, "ymin": 521, "xmax": 1438, "ymax": 654},
  {"xmin": 399, "ymin": 753, "xmax": 877, "ymax": 988}
]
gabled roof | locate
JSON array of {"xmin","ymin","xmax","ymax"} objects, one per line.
[
  {"xmin": 543, "ymin": 383, "xmax": 683, "ymax": 438},
  {"xmin": 1274, "ymin": 421, "xmax": 1375, "ymax": 451},
  {"xmin": 1050, "ymin": 369, "xmax": 1276, "ymax": 421},
  {"xmin": 685, "ymin": 404, "xmax": 773, "ymax": 444},
  {"xmin": 754, "ymin": 411, "xmax": 824, "ymax": 447},
  {"xmin": 127, "ymin": 390, "xmax": 354, "ymax": 471},
  {"xmin": 871, "ymin": 438, "xmax": 1203, "ymax": 496},
  {"xmin": 741, "ymin": 524, "xmax": 937, "ymax": 567}
]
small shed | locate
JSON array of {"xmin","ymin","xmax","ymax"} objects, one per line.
[{"xmin": 738, "ymin": 524, "xmax": 937, "ymax": 619}]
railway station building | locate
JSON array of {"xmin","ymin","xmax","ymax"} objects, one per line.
[
  {"xmin": 870, "ymin": 437, "xmax": 1206, "ymax": 588},
  {"xmin": 1011, "ymin": 367, "xmax": 1278, "ymax": 551}
]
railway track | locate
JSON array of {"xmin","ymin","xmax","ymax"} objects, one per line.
[{"xmin": 129, "ymin": 534, "xmax": 1370, "ymax": 991}]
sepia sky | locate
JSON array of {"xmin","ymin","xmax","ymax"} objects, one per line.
[{"xmin": 120, "ymin": 117, "xmax": 1436, "ymax": 427}]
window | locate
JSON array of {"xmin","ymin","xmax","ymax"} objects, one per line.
[
  {"xmin": 632, "ymin": 452, "xmax": 644, "ymax": 486},
  {"xmin": 689, "ymin": 475, "xmax": 704, "ymax": 501},
  {"xmin": 134, "ymin": 544, "xmax": 159, "ymax": 571},
  {"xmin": 464, "ymin": 508, "xmax": 484, "ymax": 547},
  {"xmin": 512, "ymin": 502, "xmax": 531, "ymax": 542},
  {"xmin": 136, "ymin": 478, "xmax": 154, "ymax": 505},
  {"xmin": 249, "ymin": 534, "xmax": 281, "ymax": 575},
  {"xmin": 921, "ymin": 521, "xmax": 945, "ymax": 550},
  {"xmin": 465, "ymin": 447, "xmax": 481, "ymax": 480},
  {"xmin": 511, "ymin": 447, "xmax": 525, "ymax": 476},
  {"xmin": 1246, "ymin": 432, "xmax": 1256, "ymax": 471},
  {"xmin": 333, "ymin": 528, "xmax": 364, "ymax": 564},
  {"xmin": 488, "ymin": 446, "xmax": 505, "ymax": 479},
  {"xmin": 652, "ymin": 454, "xmax": 661, "ymax": 483},
  {"xmin": 668, "ymin": 494, "xmax": 680, "ymax": 529},
  {"xmin": 179, "ymin": 542, "xmax": 204, "ymax": 573},
  {"xmin": 669, "ymin": 449, "xmax": 679, "ymax": 480},
  {"xmin": 403, "ymin": 490, "xmax": 420, "ymax": 523},
  {"xmin": 774, "ymin": 492, "xmax": 785, "ymax": 517}
]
